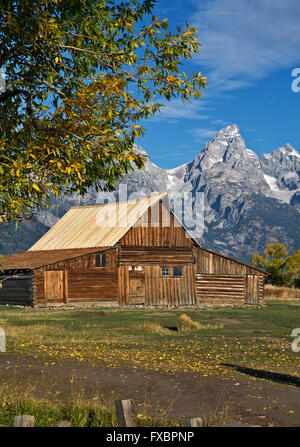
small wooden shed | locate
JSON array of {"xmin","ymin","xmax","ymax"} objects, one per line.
[{"xmin": 0, "ymin": 192, "xmax": 267, "ymax": 307}]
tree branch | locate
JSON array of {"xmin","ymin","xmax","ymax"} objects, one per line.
[{"xmin": 0, "ymin": 88, "xmax": 32, "ymax": 115}]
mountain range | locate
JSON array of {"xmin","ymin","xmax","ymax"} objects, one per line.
[{"xmin": 2, "ymin": 124, "xmax": 300, "ymax": 263}]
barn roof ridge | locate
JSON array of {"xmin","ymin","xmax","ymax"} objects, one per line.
[{"xmin": 68, "ymin": 191, "xmax": 168, "ymax": 210}]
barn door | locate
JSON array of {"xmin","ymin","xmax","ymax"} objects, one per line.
[
  {"xmin": 128, "ymin": 270, "xmax": 145, "ymax": 304},
  {"xmin": 44, "ymin": 270, "xmax": 65, "ymax": 305},
  {"xmin": 245, "ymin": 275, "xmax": 260, "ymax": 304}
]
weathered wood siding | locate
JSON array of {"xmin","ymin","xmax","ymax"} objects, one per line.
[
  {"xmin": 67, "ymin": 269, "xmax": 118, "ymax": 304},
  {"xmin": 145, "ymin": 265, "xmax": 196, "ymax": 306},
  {"xmin": 245, "ymin": 275, "xmax": 264, "ymax": 305},
  {"xmin": 39, "ymin": 248, "xmax": 118, "ymax": 271},
  {"xmin": 119, "ymin": 247, "xmax": 193, "ymax": 265},
  {"xmin": 194, "ymin": 247, "xmax": 265, "ymax": 304},
  {"xmin": 196, "ymin": 273, "xmax": 264, "ymax": 305},
  {"xmin": 33, "ymin": 270, "xmax": 45, "ymax": 306},
  {"xmin": 0, "ymin": 274, "xmax": 34, "ymax": 306},
  {"xmin": 196, "ymin": 274, "xmax": 245, "ymax": 305},
  {"xmin": 128, "ymin": 270, "xmax": 145, "ymax": 304},
  {"xmin": 33, "ymin": 248, "xmax": 118, "ymax": 306},
  {"xmin": 43, "ymin": 270, "xmax": 66, "ymax": 305},
  {"xmin": 118, "ymin": 266, "xmax": 129, "ymax": 306},
  {"xmin": 118, "ymin": 264, "xmax": 196, "ymax": 306},
  {"xmin": 35, "ymin": 268, "xmax": 118, "ymax": 306},
  {"xmin": 118, "ymin": 245, "xmax": 196, "ymax": 306},
  {"xmin": 194, "ymin": 247, "xmax": 262, "ymax": 276},
  {"xmin": 120, "ymin": 201, "xmax": 193, "ymax": 248}
]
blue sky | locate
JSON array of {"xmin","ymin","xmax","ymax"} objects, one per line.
[{"xmin": 139, "ymin": 0, "xmax": 300, "ymax": 169}]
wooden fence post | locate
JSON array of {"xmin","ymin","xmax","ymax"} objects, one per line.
[
  {"xmin": 181, "ymin": 417, "xmax": 203, "ymax": 427},
  {"xmin": 14, "ymin": 415, "xmax": 35, "ymax": 427},
  {"xmin": 50, "ymin": 421, "xmax": 71, "ymax": 427},
  {"xmin": 115, "ymin": 399, "xmax": 137, "ymax": 427},
  {"xmin": 0, "ymin": 328, "xmax": 5, "ymax": 352}
]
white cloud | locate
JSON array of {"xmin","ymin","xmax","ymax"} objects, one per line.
[
  {"xmin": 149, "ymin": 98, "xmax": 210, "ymax": 122},
  {"xmin": 187, "ymin": 127, "xmax": 219, "ymax": 142},
  {"xmin": 192, "ymin": 0, "xmax": 300, "ymax": 90},
  {"xmin": 212, "ymin": 119, "xmax": 231, "ymax": 127}
]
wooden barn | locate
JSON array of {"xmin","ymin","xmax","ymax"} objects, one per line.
[{"xmin": 0, "ymin": 192, "xmax": 267, "ymax": 307}]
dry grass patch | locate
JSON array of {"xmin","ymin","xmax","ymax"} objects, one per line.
[
  {"xmin": 137, "ymin": 322, "xmax": 171, "ymax": 335},
  {"xmin": 178, "ymin": 314, "xmax": 223, "ymax": 331},
  {"xmin": 265, "ymin": 285, "xmax": 300, "ymax": 299}
]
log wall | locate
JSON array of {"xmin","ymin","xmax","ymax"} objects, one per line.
[
  {"xmin": 194, "ymin": 247, "xmax": 266, "ymax": 305},
  {"xmin": 196, "ymin": 273, "xmax": 264, "ymax": 305},
  {"xmin": 0, "ymin": 274, "xmax": 34, "ymax": 306},
  {"xmin": 196, "ymin": 274, "xmax": 245, "ymax": 305}
]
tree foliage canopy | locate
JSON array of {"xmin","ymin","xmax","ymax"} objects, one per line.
[
  {"xmin": 0, "ymin": 0, "xmax": 206, "ymax": 222},
  {"xmin": 251, "ymin": 243, "xmax": 300, "ymax": 286}
]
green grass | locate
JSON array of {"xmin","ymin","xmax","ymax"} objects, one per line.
[
  {"xmin": 1, "ymin": 301, "xmax": 299, "ymax": 426},
  {"xmin": 0, "ymin": 302, "xmax": 300, "ymax": 377},
  {"xmin": 0, "ymin": 392, "xmax": 177, "ymax": 427},
  {"xmin": 0, "ymin": 397, "xmax": 117, "ymax": 427}
]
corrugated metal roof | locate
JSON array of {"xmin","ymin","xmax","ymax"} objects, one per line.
[
  {"xmin": 29, "ymin": 192, "xmax": 167, "ymax": 251},
  {"xmin": 0, "ymin": 248, "xmax": 111, "ymax": 271}
]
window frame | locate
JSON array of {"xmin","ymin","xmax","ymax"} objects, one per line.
[
  {"xmin": 95, "ymin": 253, "xmax": 106, "ymax": 268},
  {"xmin": 173, "ymin": 267, "xmax": 183, "ymax": 277},
  {"xmin": 161, "ymin": 266, "xmax": 183, "ymax": 278},
  {"xmin": 161, "ymin": 267, "xmax": 170, "ymax": 277}
]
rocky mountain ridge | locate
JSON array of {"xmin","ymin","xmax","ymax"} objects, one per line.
[{"xmin": 1, "ymin": 125, "xmax": 300, "ymax": 263}]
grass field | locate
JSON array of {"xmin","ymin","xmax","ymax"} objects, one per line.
[
  {"xmin": 0, "ymin": 300, "xmax": 300, "ymax": 426},
  {"xmin": 1, "ymin": 302, "xmax": 299, "ymax": 375}
]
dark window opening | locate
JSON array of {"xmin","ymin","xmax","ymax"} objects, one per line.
[
  {"xmin": 95, "ymin": 253, "xmax": 106, "ymax": 267},
  {"xmin": 173, "ymin": 267, "xmax": 182, "ymax": 277},
  {"xmin": 162, "ymin": 267, "xmax": 170, "ymax": 277}
]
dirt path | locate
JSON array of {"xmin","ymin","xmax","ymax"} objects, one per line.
[{"xmin": 1, "ymin": 353, "xmax": 300, "ymax": 426}]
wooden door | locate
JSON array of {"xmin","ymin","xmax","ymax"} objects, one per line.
[
  {"xmin": 245, "ymin": 275, "xmax": 260, "ymax": 304},
  {"xmin": 128, "ymin": 270, "xmax": 145, "ymax": 304},
  {"xmin": 44, "ymin": 270, "xmax": 65, "ymax": 304}
]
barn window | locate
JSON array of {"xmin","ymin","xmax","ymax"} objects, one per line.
[
  {"xmin": 173, "ymin": 267, "xmax": 182, "ymax": 277},
  {"xmin": 162, "ymin": 267, "xmax": 170, "ymax": 277},
  {"xmin": 95, "ymin": 253, "xmax": 106, "ymax": 267}
]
